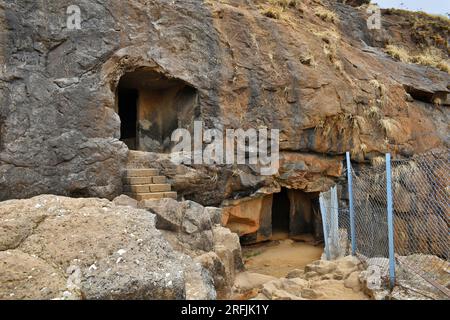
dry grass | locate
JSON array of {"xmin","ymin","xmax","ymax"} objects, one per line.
[
  {"xmin": 314, "ymin": 7, "xmax": 339, "ymax": 24},
  {"xmin": 384, "ymin": 8, "xmax": 449, "ymax": 51},
  {"xmin": 370, "ymin": 156, "xmax": 385, "ymax": 167},
  {"xmin": 261, "ymin": 0, "xmax": 301, "ymax": 19},
  {"xmin": 433, "ymin": 97, "xmax": 442, "ymax": 106},
  {"xmin": 315, "ymin": 112, "xmax": 361, "ymax": 139},
  {"xmin": 379, "ymin": 118, "xmax": 399, "ymax": 137},
  {"xmin": 385, "ymin": 45, "xmax": 410, "ymax": 63},
  {"xmin": 385, "ymin": 45, "xmax": 450, "ymax": 74},
  {"xmin": 350, "ymin": 143, "xmax": 368, "ymax": 160},
  {"xmin": 411, "ymin": 48, "xmax": 450, "ymax": 74},
  {"xmin": 269, "ymin": 0, "xmax": 300, "ymax": 9},
  {"xmin": 262, "ymin": 7, "xmax": 282, "ymax": 19},
  {"xmin": 299, "ymin": 52, "xmax": 317, "ymax": 67},
  {"xmin": 369, "ymin": 79, "xmax": 386, "ymax": 97},
  {"xmin": 366, "ymin": 105, "xmax": 381, "ymax": 119}
]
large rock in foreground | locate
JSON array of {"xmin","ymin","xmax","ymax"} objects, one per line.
[
  {"xmin": 142, "ymin": 198, "xmax": 244, "ymax": 299},
  {"xmin": 0, "ymin": 195, "xmax": 195, "ymax": 299}
]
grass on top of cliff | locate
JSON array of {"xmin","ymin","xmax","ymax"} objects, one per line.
[
  {"xmin": 385, "ymin": 45, "xmax": 450, "ymax": 74},
  {"xmin": 382, "ymin": 8, "xmax": 449, "ymax": 52}
]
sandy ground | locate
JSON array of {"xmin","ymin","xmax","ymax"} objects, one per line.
[
  {"xmin": 242, "ymin": 234, "xmax": 323, "ymax": 278},
  {"xmin": 240, "ymin": 234, "xmax": 369, "ymax": 300}
]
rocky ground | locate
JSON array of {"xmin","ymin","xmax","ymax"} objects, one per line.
[
  {"xmin": 233, "ymin": 252, "xmax": 450, "ymax": 300},
  {"xmin": 233, "ymin": 255, "xmax": 370, "ymax": 300},
  {"xmin": 0, "ymin": 194, "xmax": 447, "ymax": 300},
  {"xmin": 0, "ymin": 195, "xmax": 242, "ymax": 300}
]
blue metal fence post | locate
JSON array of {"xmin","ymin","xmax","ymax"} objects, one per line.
[
  {"xmin": 346, "ymin": 152, "xmax": 356, "ymax": 256},
  {"xmin": 319, "ymin": 196, "xmax": 331, "ymax": 260},
  {"xmin": 385, "ymin": 153, "xmax": 396, "ymax": 288}
]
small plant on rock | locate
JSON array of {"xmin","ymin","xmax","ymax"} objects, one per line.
[
  {"xmin": 314, "ymin": 7, "xmax": 339, "ymax": 24},
  {"xmin": 262, "ymin": 7, "xmax": 282, "ymax": 19}
]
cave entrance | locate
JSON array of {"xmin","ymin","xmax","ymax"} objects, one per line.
[
  {"xmin": 240, "ymin": 189, "xmax": 324, "ymax": 278},
  {"xmin": 271, "ymin": 188, "xmax": 291, "ymax": 239},
  {"xmin": 116, "ymin": 69, "xmax": 198, "ymax": 152},
  {"xmin": 270, "ymin": 188, "xmax": 321, "ymax": 241},
  {"xmin": 118, "ymin": 88, "xmax": 138, "ymax": 149}
]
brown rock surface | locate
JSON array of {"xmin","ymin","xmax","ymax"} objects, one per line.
[{"xmin": 0, "ymin": 0, "xmax": 448, "ymax": 204}]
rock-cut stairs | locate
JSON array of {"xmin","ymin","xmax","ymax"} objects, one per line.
[{"xmin": 123, "ymin": 168, "xmax": 177, "ymax": 201}]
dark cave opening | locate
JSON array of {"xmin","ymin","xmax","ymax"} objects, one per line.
[
  {"xmin": 271, "ymin": 188, "xmax": 291, "ymax": 238},
  {"xmin": 116, "ymin": 69, "xmax": 198, "ymax": 152},
  {"xmin": 118, "ymin": 87, "xmax": 138, "ymax": 150}
]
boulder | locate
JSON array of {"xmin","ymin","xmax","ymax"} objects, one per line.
[
  {"xmin": 213, "ymin": 226, "xmax": 245, "ymax": 284},
  {"xmin": 232, "ymin": 272, "xmax": 277, "ymax": 299},
  {"xmin": 304, "ymin": 260, "xmax": 337, "ymax": 275},
  {"xmin": 205, "ymin": 207, "xmax": 223, "ymax": 226},
  {"xmin": 112, "ymin": 194, "xmax": 138, "ymax": 208},
  {"xmin": 286, "ymin": 269, "xmax": 305, "ymax": 279},
  {"xmin": 144, "ymin": 198, "xmax": 214, "ymax": 253},
  {"xmin": 141, "ymin": 198, "xmax": 244, "ymax": 298},
  {"xmin": 195, "ymin": 252, "xmax": 230, "ymax": 299},
  {"xmin": 301, "ymin": 288, "xmax": 323, "ymax": 299},
  {"xmin": 261, "ymin": 279, "xmax": 308, "ymax": 300},
  {"xmin": 0, "ymin": 195, "xmax": 188, "ymax": 300},
  {"xmin": 344, "ymin": 271, "xmax": 362, "ymax": 292}
]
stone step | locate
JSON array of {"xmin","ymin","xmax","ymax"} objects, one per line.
[
  {"xmin": 125, "ymin": 168, "xmax": 159, "ymax": 177},
  {"xmin": 124, "ymin": 184, "xmax": 171, "ymax": 193},
  {"xmin": 149, "ymin": 184, "xmax": 172, "ymax": 192},
  {"xmin": 125, "ymin": 191, "xmax": 177, "ymax": 201},
  {"xmin": 123, "ymin": 176, "xmax": 167, "ymax": 185},
  {"xmin": 152, "ymin": 176, "xmax": 167, "ymax": 184},
  {"xmin": 123, "ymin": 185, "xmax": 150, "ymax": 193},
  {"xmin": 123, "ymin": 177, "xmax": 153, "ymax": 185}
]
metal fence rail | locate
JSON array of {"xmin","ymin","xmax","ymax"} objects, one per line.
[{"xmin": 320, "ymin": 149, "xmax": 449, "ymax": 299}]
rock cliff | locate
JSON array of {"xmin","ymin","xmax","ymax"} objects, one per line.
[{"xmin": 0, "ymin": 0, "xmax": 448, "ymax": 205}]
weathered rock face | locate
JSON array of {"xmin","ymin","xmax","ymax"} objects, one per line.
[
  {"xmin": 0, "ymin": 0, "xmax": 448, "ymax": 204},
  {"xmin": 141, "ymin": 198, "xmax": 244, "ymax": 299},
  {"xmin": 0, "ymin": 195, "xmax": 243, "ymax": 300}
]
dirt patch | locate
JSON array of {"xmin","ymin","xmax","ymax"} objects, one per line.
[{"xmin": 242, "ymin": 237, "xmax": 323, "ymax": 278}]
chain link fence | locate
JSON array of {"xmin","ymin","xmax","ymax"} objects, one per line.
[
  {"xmin": 391, "ymin": 150, "xmax": 449, "ymax": 296},
  {"xmin": 320, "ymin": 149, "xmax": 449, "ymax": 299},
  {"xmin": 352, "ymin": 162, "xmax": 390, "ymax": 269}
]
